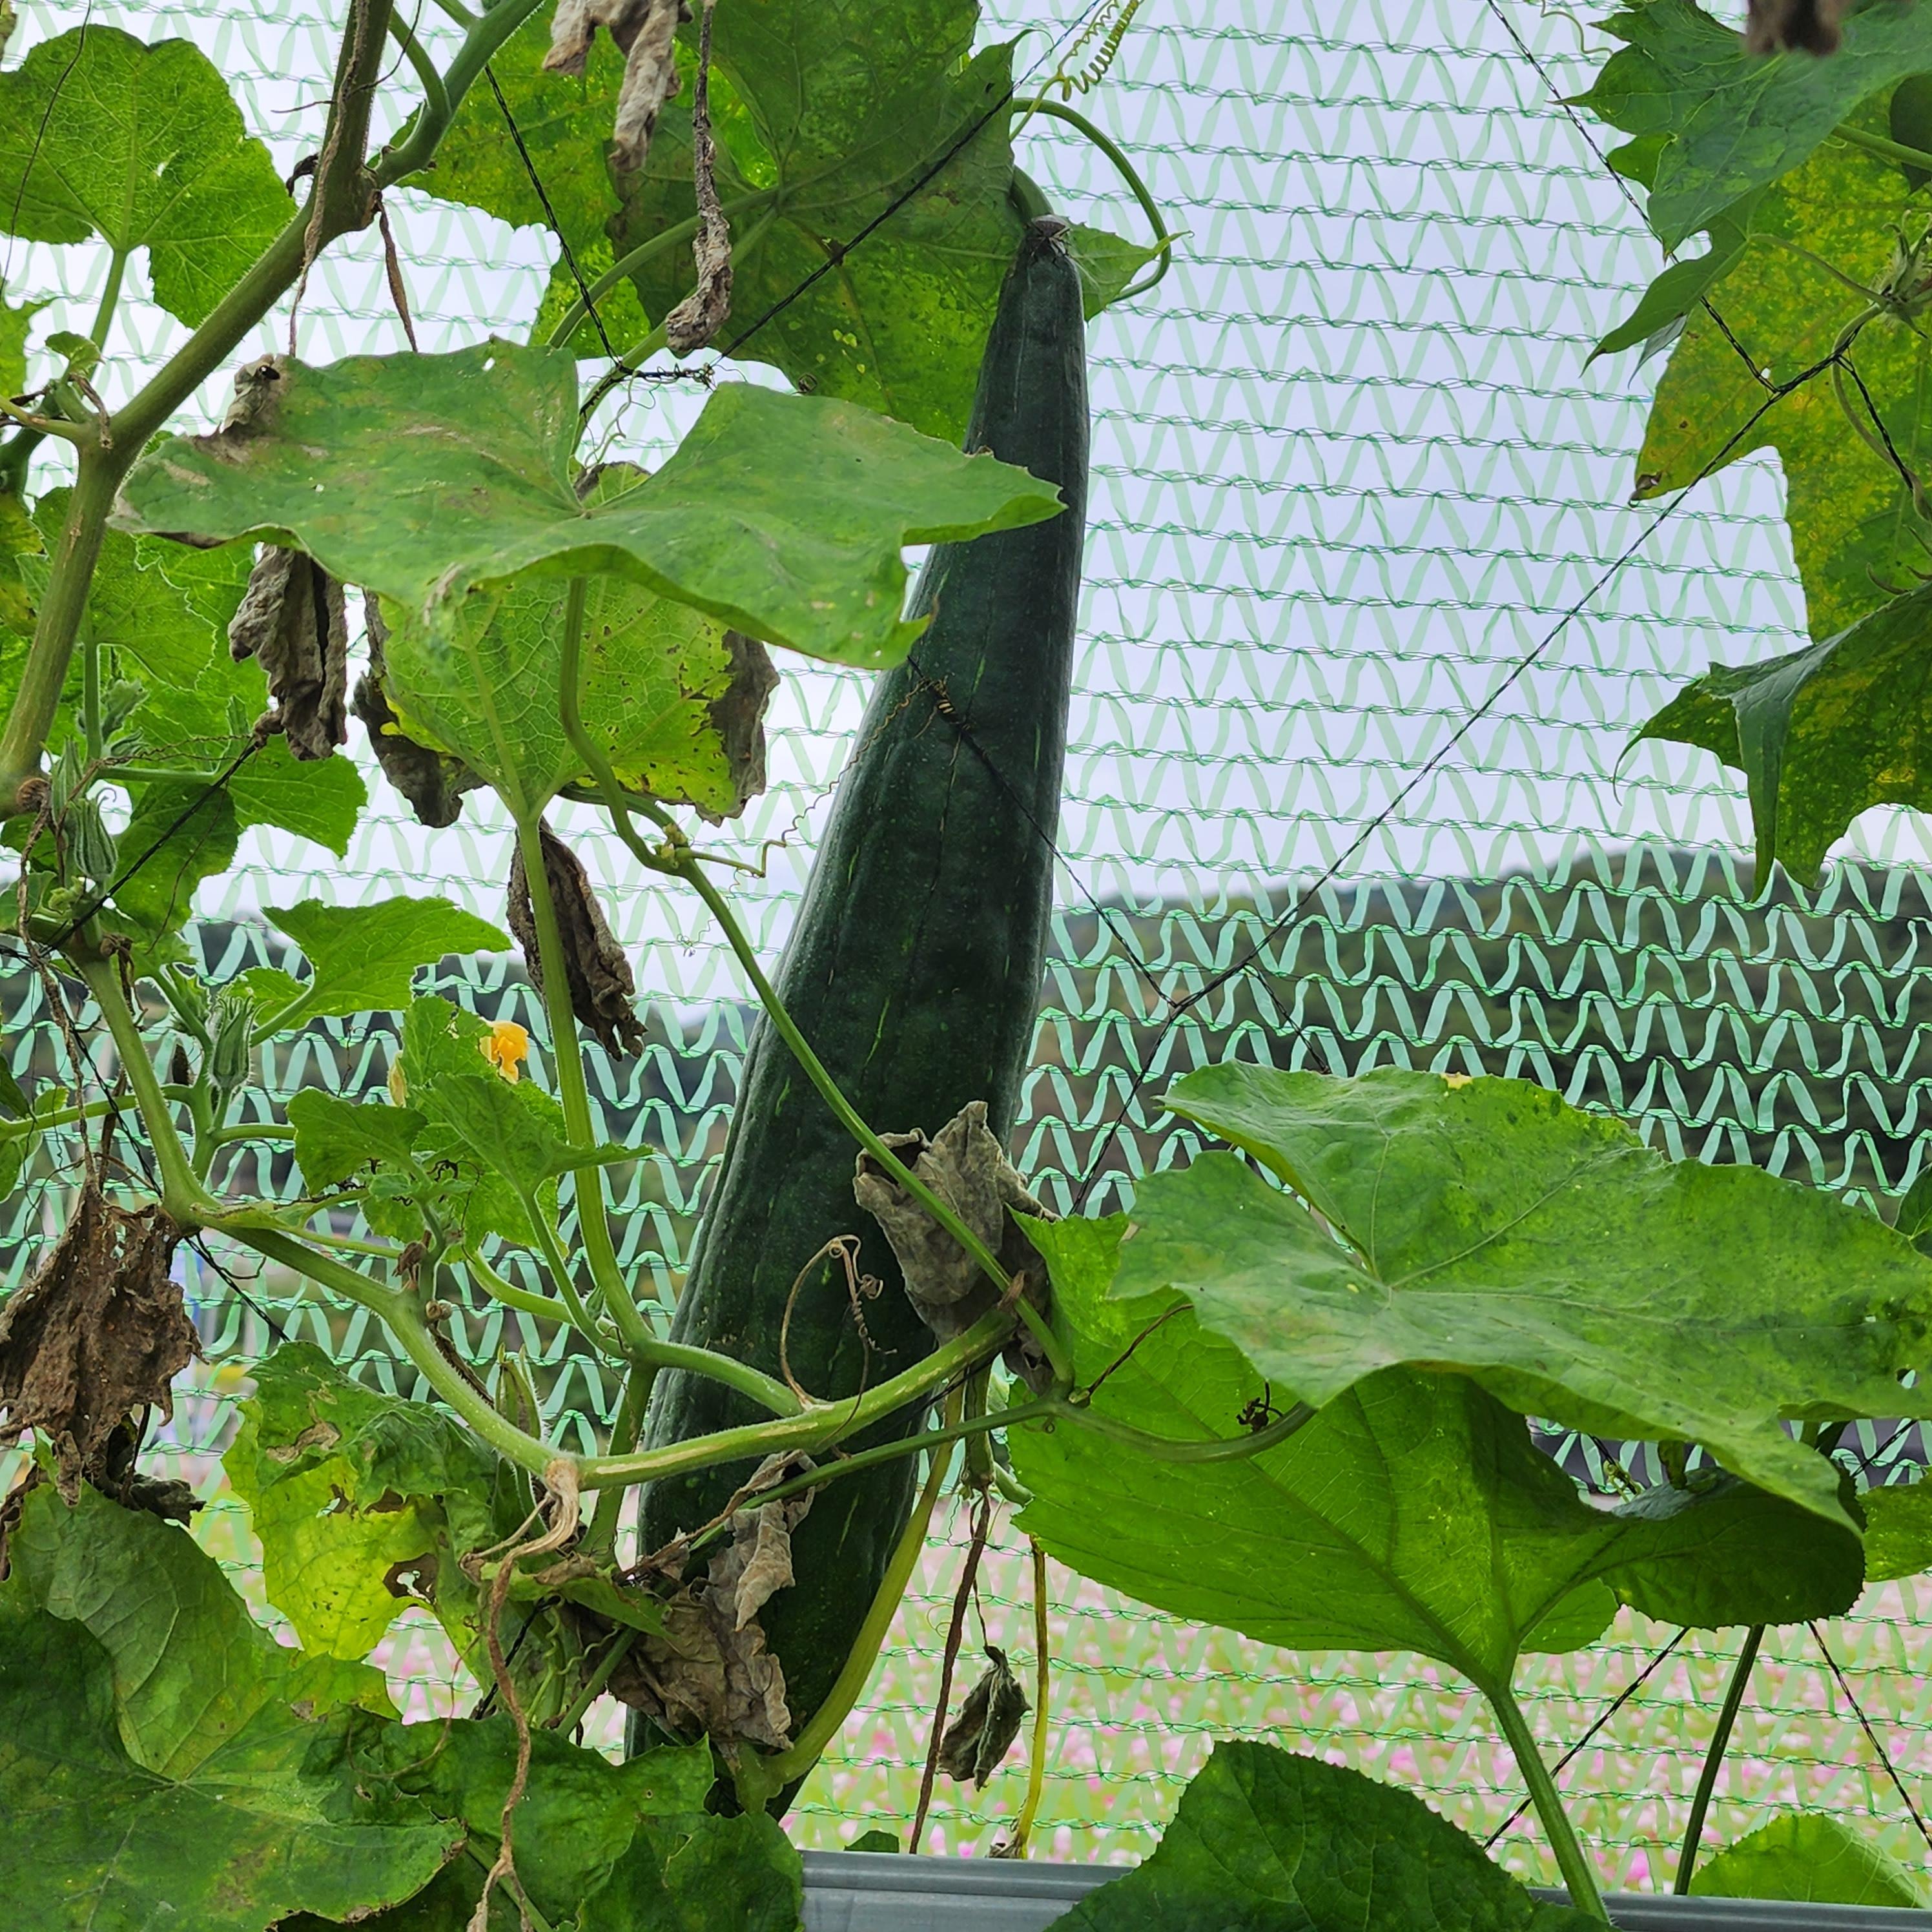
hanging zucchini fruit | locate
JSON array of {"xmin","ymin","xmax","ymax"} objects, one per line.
[{"xmin": 635, "ymin": 214, "xmax": 1091, "ymax": 1778}]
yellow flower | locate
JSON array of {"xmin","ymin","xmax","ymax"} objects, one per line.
[
  {"xmin": 482, "ymin": 1020, "xmax": 531, "ymax": 1082},
  {"xmin": 1442, "ymin": 1071, "xmax": 1473, "ymax": 1088}
]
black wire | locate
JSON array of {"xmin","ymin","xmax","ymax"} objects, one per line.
[
  {"xmin": 1483, "ymin": 1628, "xmax": 1687, "ymax": 1848},
  {"xmin": 1811, "ymin": 1620, "xmax": 1932, "ymax": 1854},
  {"xmin": 485, "ymin": 65, "xmax": 621, "ymax": 364}
]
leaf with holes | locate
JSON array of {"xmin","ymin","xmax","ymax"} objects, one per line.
[
  {"xmin": 1049, "ymin": 1742, "xmax": 1598, "ymax": 1932},
  {"xmin": 0, "ymin": 26, "xmax": 295, "ymax": 326},
  {"xmin": 1634, "ymin": 582, "xmax": 1932, "ymax": 880},
  {"xmin": 1011, "ymin": 1218, "xmax": 1861, "ymax": 1701},
  {"xmin": 1125, "ymin": 1064, "xmax": 1932, "ymax": 1529},
  {"xmin": 112, "ymin": 340, "xmax": 1062, "ymax": 668},
  {"xmin": 260, "ymin": 897, "xmax": 510, "ymax": 1030},
  {"xmin": 224, "ymin": 1341, "xmax": 511, "ymax": 1662}
]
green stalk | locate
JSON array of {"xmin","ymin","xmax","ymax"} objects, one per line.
[
  {"xmin": 376, "ymin": 0, "xmax": 548, "ymax": 187},
  {"xmin": 1486, "ymin": 1679, "xmax": 1609, "ymax": 1922},
  {"xmin": 1833, "ymin": 121, "xmax": 1932, "ymax": 176},
  {"xmin": 463, "ymin": 1244, "xmax": 578, "ymax": 1325},
  {"xmin": 1011, "ymin": 96, "xmax": 1175, "ymax": 300},
  {"xmin": 580, "ymin": 1355, "xmax": 657, "ymax": 1560},
  {"xmin": 89, "ymin": 250, "xmax": 128, "ymax": 351},
  {"xmin": 386, "ymin": 12, "xmax": 449, "ymax": 129},
  {"xmin": 235, "ymin": 1226, "xmax": 567, "ymax": 1479},
  {"xmin": 510, "ymin": 794, "xmax": 647, "ymax": 1350},
  {"xmin": 1673, "ymin": 1625, "xmax": 1763, "ymax": 1895},
  {"xmin": 741, "ymin": 1390, "xmax": 961, "ymax": 1807},
  {"xmin": 517, "ymin": 1175, "xmax": 619, "ymax": 1349},
  {"xmin": 76, "ymin": 955, "xmax": 217, "ymax": 1224},
  {"xmin": 1005, "ymin": 1537, "xmax": 1051, "ymax": 1856},
  {"xmin": 552, "ymin": 1626, "xmax": 637, "ymax": 1736}
]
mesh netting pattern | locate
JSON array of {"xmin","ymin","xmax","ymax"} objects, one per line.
[{"xmin": 6, "ymin": 0, "xmax": 1932, "ymax": 1889}]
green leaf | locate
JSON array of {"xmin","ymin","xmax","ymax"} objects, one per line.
[
  {"xmin": 413, "ymin": 14, "xmax": 650, "ymax": 358},
  {"xmin": 1133, "ymin": 1064, "xmax": 1932, "ymax": 1528},
  {"xmin": 610, "ymin": 9, "xmax": 1037, "ymax": 440},
  {"xmin": 0, "ymin": 487, "xmax": 40, "ymax": 637},
  {"xmin": 1634, "ymin": 585, "xmax": 1932, "ymax": 881},
  {"xmin": 0, "ymin": 1603, "xmax": 458, "ymax": 1932},
  {"xmin": 376, "ymin": 544, "xmax": 750, "ymax": 819},
  {"xmin": 224, "ymin": 1341, "xmax": 508, "ymax": 1661},
  {"xmin": 1864, "ymin": 1479, "xmax": 1932, "ymax": 1581},
  {"xmin": 287, "ymin": 1089, "xmax": 426, "ymax": 1192},
  {"xmin": 431, "ymin": 1069, "xmax": 633, "ymax": 1192},
  {"xmin": 6, "ymin": 1482, "xmax": 395, "ymax": 1772},
  {"xmin": 263, "ymin": 896, "xmax": 511, "ymax": 1028},
  {"xmin": 1691, "ymin": 1814, "xmax": 1931, "ymax": 1906},
  {"xmin": 1047, "ymin": 1740, "xmax": 1597, "ymax": 1932},
  {"xmin": 1011, "ymin": 1218, "xmax": 1860, "ymax": 1696},
  {"xmin": 112, "ymin": 340, "xmax": 1064, "ymax": 669},
  {"xmin": 346, "ymin": 1726, "xmax": 803, "ymax": 1932},
  {"xmin": 108, "ymin": 775, "xmax": 238, "ymax": 942},
  {"xmin": 0, "ymin": 276, "xmax": 43, "ymax": 401},
  {"xmin": 0, "ymin": 26, "xmax": 294, "ymax": 326},
  {"xmin": 1064, "ymin": 221, "xmax": 1165, "ymax": 321},
  {"xmin": 1629, "ymin": 134, "xmax": 1932, "ymax": 640},
  {"xmin": 1589, "ymin": 192, "xmax": 1756, "ymax": 362},
  {"xmin": 1574, "ymin": 0, "xmax": 1932, "ymax": 250}
]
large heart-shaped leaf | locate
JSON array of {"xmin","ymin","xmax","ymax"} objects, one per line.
[
  {"xmin": 1126, "ymin": 1065, "xmax": 1932, "ymax": 1528},
  {"xmin": 1634, "ymin": 586, "xmax": 1932, "ymax": 881},
  {"xmin": 112, "ymin": 340, "xmax": 1062, "ymax": 668},
  {"xmin": 225, "ymin": 1340, "xmax": 511, "ymax": 1661},
  {"xmin": 1048, "ymin": 1741, "xmax": 1596, "ymax": 1932},
  {"xmin": 1621, "ymin": 134, "xmax": 1932, "ymax": 642},
  {"xmin": 0, "ymin": 26, "xmax": 294, "ymax": 326},
  {"xmin": 1691, "ymin": 1814, "xmax": 1931, "ymax": 1906},
  {"xmin": 1011, "ymin": 1219, "xmax": 1860, "ymax": 1696},
  {"xmin": 1574, "ymin": 0, "xmax": 1932, "ymax": 251}
]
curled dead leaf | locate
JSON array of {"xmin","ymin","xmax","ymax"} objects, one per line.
[
  {"xmin": 506, "ymin": 819, "xmax": 647, "ymax": 1057},
  {"xmin": 1743, "ymin": 0, "xmax": 1844, "ymax": 52},
  {"xmin": 607, "ymin": 1450, "xmax": 815, "ymax": 1752},
  {"xmin": 854, "ymin": 1100, "xmax": 1055, "ymax": 1387},
  {"xmin": 544, "ymin": 0, "xmax": 688, "ymax": 175},
  {"xmin": 700, "ymin": 630, "xmax": 779, "ymax": 825},
  {"xmin": 229, "ymin": 544, "xmax": 348, "ymax": 760},
  {"xmin": 353, "ymin": 595, "xmax": 485, "ymax": 828},
  {"xmin": 0, "ymin": 1178, "xmax": 197, "ymax": 1505},
  {"xmin": 936, "ymin": 1646, "xmax": 1029, "ymax": 1789},
  {"xmin": 663, "ymin": 0, "xmax": 732, "ymax": 355}
]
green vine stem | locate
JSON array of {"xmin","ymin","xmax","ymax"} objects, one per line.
[
  {"xmin": 1833, "ymin": 121, "xmax": 1932, "ymax": 176},
  {"xmin": 1672, "ymin": 1625, "xmax": 1763, "ymax": 1895},
  {"xmin": 1005, "ymin": 1536, "xmax": 1052, "ymax": 1856},
  {"xmin": 464, "ymin": 1242, "xmax": 586, "ymax": 1326},
  {"xmin": 76, "ymin": 955, "xmax": 218, "ymax": 1224},
  {"xmin": 385, "ymin": 12, "xmax": 449, "ymax": 129},
  {"xmin": 1485, "ymin": 1678, "xmax": 1610, "ymax": 1923},
  {"xmin": 737, "ymin": 1390, "xmax": 963, "ymax": 1809},
  {"xmin": 510, "ymin": 797, "xmax": 647, "ymax": 1350},
  {"xmin": 1011, "ymin": 96, "xmax": 1175, "ymax": 301}
]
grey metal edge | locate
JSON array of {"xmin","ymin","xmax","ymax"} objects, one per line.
[{"xmin": 799, "ymin": 1851, "xmax": 1932, "ymax": 1932}]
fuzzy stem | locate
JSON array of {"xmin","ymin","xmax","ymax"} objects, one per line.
[
  {"xmin": 1486, "ymin": 1678, "xmax": 1608, "ymax": 1922},
  {"xmin": 1673, "ymin": 1625, "xmax": 1762, "ymax": 1895},
  {"xmin": 76, "ymin": 956, "xmax": 216, "ymax": 1223},
  {"xmin": 511, "ymin": 797, "xmax": 646, "ymax": 1350},
  {"xmin": 744, "ymin": 1391, "xmax": 961, "ymax": 1806}
]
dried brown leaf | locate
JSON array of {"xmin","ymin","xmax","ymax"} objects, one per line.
[
  {"xmin": 1743, "ymin": 0, "xmax": 1845, "ymax": 53},
  {"xmin": 0, "ymin": 1179, "xmax": 196, "ymax": 1504},
  {"xmin": 936, "ymin": 1646, "xmax": 1029, "ymax": 1789},
  {"xmin": 607, "ymin": 1450, "xmax": 815, "ymax": 1752},
  {"xmin": 699, "ymin": 630, "xmax": 779, "ymax": 825},
  {"xmin": 854, "ymin": 1101, "xmax": 1054, "ymax": 1383},
  {"xmin": 353, "ymin": 597, "xmax": 485, "ymax": 828},
  {"xmin": 544, "ymin": 0, "xmax": 688, "ymax": 175},
  {"xmin": 506, "ymin": 818, "xmax": 647, "ymax": 1057},
  {"xmin": 229, "ymin": 544, "xmax": 349, "ymax": 760}
]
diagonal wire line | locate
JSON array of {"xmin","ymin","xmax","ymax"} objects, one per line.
[{"xmin": 1811, "ymin": 1619, "xmax": 1932, "ymax": 1855}]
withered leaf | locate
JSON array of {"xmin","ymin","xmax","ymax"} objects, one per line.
[
  {"xmin": 607, "ymin": 1450, "xmax": 814, "ymax": 1752},
  {"xmin": 0, "ymin": 1180, "xmax": 197, "ymax": 1505},
  {"xmin": 854, "ymin": 1100, "xmax": 1055, "ymax": 1384},
  {"xmin": 700, "ymin": 630, "xmax": 779, "ymax": 825},
  {"xmin": 1744, "ymin": 0, "xmax": 1845, "ymax": 53},
  {"xmin": 353, "ymin": 595, "xmax": 484, "ymax": 828},
  {"xmin": 662, "ymin": 0, "xmax": 732, "ymax": 355},
  {"xmin": 228, "ymin": 544, "xmax": 347, "ymax": 760},
  {"xmin": 506, "ymin": 818, "xmax": 647, "ymax": 1057},
  {"xmin": 544, "ymin": 0, "xmax": 687, "ymax": 175},
  {"xmin": 936, "ymin": 1647, "xmax": 1028, "ymax": 1789}
]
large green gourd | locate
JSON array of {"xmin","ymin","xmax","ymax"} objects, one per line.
[{"xmin": 637, "ymin": 218, "xmax": 1089, "ymax": 1747}]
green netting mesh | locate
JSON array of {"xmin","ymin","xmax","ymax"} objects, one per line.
[{"xmin": 6, "ymin": 0, "xmax": 1932, "ymax": 1891}]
